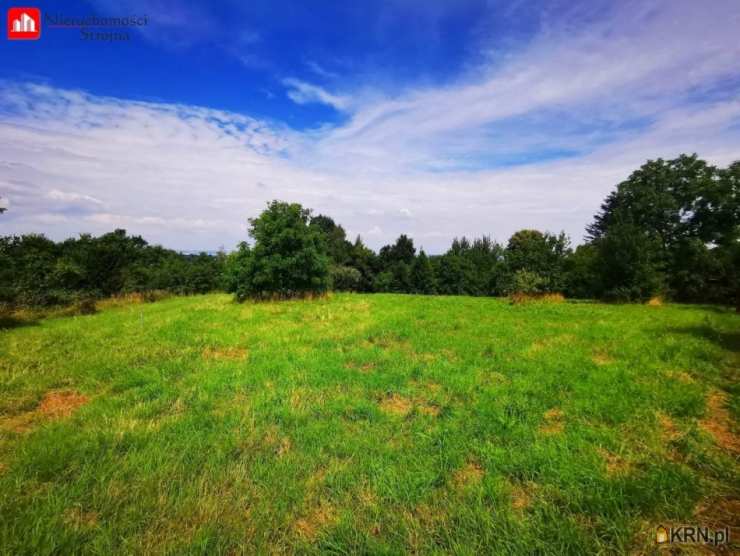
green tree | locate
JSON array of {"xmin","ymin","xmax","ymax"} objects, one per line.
[
  {"xmin": 596, "ymin": 223, "xmax": 665, "ymax": 302},
  {"xmin": 410, "ymin": 250, "xmax": 437, "ymax": 294},
  {"xmin": 504, "ymin": 229, "xmax": 570, "ymax": 292},
  {"xmin": 587, "ymin": 155, "xmax": 739, "ymax": 303},
  {"xmin": 347, "ymin": 235, "xmax": 378, "ymax": 292},
  {"xmin": 564, "ymin": 244, "xmax": 601, "ymax": 299},
  {"xmin": 229, "ymin": 201, "xmax": 330, "ymax": 301},
  {"xmin": 310, "ymin": 214, "xmax": 352, "ymax": 265}
]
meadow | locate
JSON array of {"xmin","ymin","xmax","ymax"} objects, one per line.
[{"xmin": 0, "ymin": 294, "xmax": 737, "ymax": 554}]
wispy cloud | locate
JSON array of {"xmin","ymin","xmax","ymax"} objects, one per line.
[
  {"xmin": 1, "ymin": 0, "xmax": 739, "ymax": 252},
  {"xmin": 282, "ymin": 78, "xmax": 350, "ymax": 111}
]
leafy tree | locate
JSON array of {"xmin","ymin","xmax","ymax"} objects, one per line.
[
  {"xmin": 564, "ymin": 244, "xmax": 601, "ymax": 299},
  {"xmin": 311, "ymin": 214, "xmax": 352, "ymax": 265},
  {"xmin": 504, "ymin": 230, "xmax": 570, "ymax": 292},
  {"xmin": 410, "ymin": 250, "xmax": 437, "ymax": 294},
  {"xmin": 379, "ymin": 235, "xmax": 416, "ymax": 266},
  {"xmin": 596, "ymin": 223, "xmax": 665, "ymax": 302},
  {"xmin": 433, "ymin": 236, "xmax": 503, "ymax": 296},
  {"xmin": 434, "ymin": 252, "xmax": 476, "ymax": 295},
  {"xmin": 587, "ymin": 155, "xmax": 739, "ymax": 304},
  {"xmin": 376, "ymin": 235, "xmax": 416, "ymax": 293},
  {"xmin": 229, "ymin": 201, "xmax": 330, "ymax": 300},
  {"xmin": 347, "ymin": 235, "xmax": 378, "ymax": 292}
]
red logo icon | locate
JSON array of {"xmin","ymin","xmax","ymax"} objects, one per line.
[{"xmin": 7, "ymin": 7, "xmax": 41, "ymax": 40}]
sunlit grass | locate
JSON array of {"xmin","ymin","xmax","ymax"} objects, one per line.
[{"xmin": 1, "ymin": 294, "xmax": 737, "ymax": 554}]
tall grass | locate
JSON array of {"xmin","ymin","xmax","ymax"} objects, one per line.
[{"xmin": 0, "ymin": 294, "xmax": 737, "ymax": 554}]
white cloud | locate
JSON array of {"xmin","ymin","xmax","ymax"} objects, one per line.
[
  {"xmin": 1, "ymin": 0, "xmax": 739, "ymax": 253},
  {"xmin": 283, "ymin": 78, "xmax": 350, "ymax": 111},
  {"xmin": 47, "ymin": 189, "xmax": 103, "ymax": 206}
]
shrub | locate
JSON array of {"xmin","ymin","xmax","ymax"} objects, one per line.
[
  {"xmin": 330, "ymin": 265, "xmax": 362, "ymax": 291},
  {"xmin": 504, "ymin": 269, "xmax": 547, "ymax": 295}
]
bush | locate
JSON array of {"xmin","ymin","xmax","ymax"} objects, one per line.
[
  {"xmin": 330, "ymin": 265, "xmax": 362, "ymax": 291},
  {"xmin": 504, "ymin": 269, "xmax": 547, "ymax": 295}
]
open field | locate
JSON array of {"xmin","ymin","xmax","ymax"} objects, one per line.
[{"xmin": 0, "ymin": 294, "xmax": 738, "ymax": 554}]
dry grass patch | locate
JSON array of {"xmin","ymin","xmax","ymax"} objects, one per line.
[
  {"xmin": 38, "ymin": 390, "xmax": 89, "ymax": 418},
  {"xmin": 63, "ymin": 507, "xmax": 99, "ymax": 531},
  {"xmin": 417, "ymin": 403, "xmax": 440, "ymax": 417},
  {"xmin": 526, "ymin": 334, "xmax": 575, "ymax": 356},
  {"xmin": 701, "ymin": 389, "xmax": 739, "ymax": 453},
  {"xmin": 202, "ymin": 346, "xmax": 248, "ymax": 361},
  {"xmin": 656, "ymin": 411, "xmax": 682, "ymax": 444},
  {"xmin": 509, "ymin": 482, "xmax": 534, "ymax": 512},
  {"xmin": 540, "ymin": 407, "xmax": 565, "ymax": 435},
  {"xmin": 344, "ymin": 361, "xmax": 375, "ymax": 373},
  {"xmin": 379, "ymin": 394, "xmax": 413, "ymax": 416},
  {"xmin": 452, "ymin": 462, "xmax": 484, "ymax": 489},
  {"xmin": 664, "ymin": 369, "xmax": 695, "ymax": 384},
  {"xmin": 379, "ymin": 393, "xmax": 440, "ymax": 417},
  {"xmin": 597, "ymin": 447, "xmax": 632, "ymax": 476},
  {"xmin": 294, "ymin": 500, "xmax": 337, "ymax": 541},
  {"xmin": 510, "ymin": 292, "xmax": 565, "ymax": 304},
  {"xmin": 693, "ymin": 496, "xmax": 740, "ymax": 541},
  {"xmin": 591, "ymin": 349, "xmax": 614, "ymax": 366},
  {"xmin": 1, "ymin": 390, "xmax": 89, "ymax": 432}
]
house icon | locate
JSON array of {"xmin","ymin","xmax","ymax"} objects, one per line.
[
  {"xmin": 12, "ymin": 12, "xmax": 36, "ymax": 33},
  {"xmin": 7, "ymin": 7, "xmax": 42, "ymax": 40}
]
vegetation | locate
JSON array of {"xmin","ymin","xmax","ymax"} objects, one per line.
[
  {"xmin": 0, "ymin": 230, "xmax": 224, "ymax": 308},
  {"xmin": 223, "ymin": 201, "xmax": 330, "ymax": 301},
  {"xmin": 1, "ymin": 154, "xmax": 737, "ymax": 307},
  {"xmin": 0, "ymin": 294, "xmax": 737, "ymax": 554}
]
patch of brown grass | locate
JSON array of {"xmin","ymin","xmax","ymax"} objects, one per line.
[
  {"xmin": 38, "ymin": 390, "xmax": 89, "ymax": 418},
  {"xmin": 539, "ymin": 407, "xmax": 565, "ymax": 435},
  {"xmin": 657, "ymin": 412, "xmax": 681, "ymax": 443},
  {"xmin": 597, "ymin": 447, "xmax": 632, "ymax": 476},
  {"xmin": 379, "ymin": 394, "xmax": 413, "ymax": 416},
  {"xmin": 509, "ymin": 482, "xmax": 533, "ymax": 512},
  {"xmin": 664, "ymin": 370, "xmax": 695, "ymax": 384},
  {"xmin": 277, "ymin": 436, "xmax": 292, "ymax": 457},
  {"xmin": 2, "ymin": 390, "xmax": 90, "ymax": 432},
  {"xmin": 591, "ymin": 349, "xmax": 614, "ymax": 365},
  {"xmin": 452, "ymin": 462, "xmax": 484, "ymax": 488},
  {"xmin": 379, "ymin": 393, "xmax": 440, "ymax": 417},
  {"xmin": 510, "ymin": 292, "xmax": 565, "ymax": 305},
  {"xmin": 694, "ymin": 496, "xmax": 740, "ymax": 539},
  {"xmin": 417, "ymin": 403, "xmax": 440, "ymax": 417},
  {"xmin": 202, "ymin": 346, "xmax": 248, "ymax": 361},
  {"xmin": 526, "ymin": 334, "xmax": 576, "ymax": 355},
  {"xmin": 344, "ymin": 361, "xmax": 375, "ymax": 373},
  {"xmin": 63, "ymin": 507, "xmax": 99, "ymax": 530},
  {"xmin": 701, "ymin": 390, "xmax": 739, "ymax": 453},
  {"xmin": 294, "ymin": 500, "xmax": 336, "ymax": 541}
]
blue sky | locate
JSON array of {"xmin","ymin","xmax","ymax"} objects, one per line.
[{"xmin": 1, "ymin": 0, "xmax": 740, "ymax": 252}]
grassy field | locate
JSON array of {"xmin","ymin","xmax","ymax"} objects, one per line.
[{"xmin": 0, "ymin": 294, "xmax": 738, "ymax": 554}]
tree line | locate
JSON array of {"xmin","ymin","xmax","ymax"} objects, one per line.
[
  {"xmin": 0, "ymin": 230, "xmax": 224, "ymax": 307},
  {"xmin": 1, "ymin": 154, "xmax": 738, "ymax": 308}
]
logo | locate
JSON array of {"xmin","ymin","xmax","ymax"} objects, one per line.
[
  {"xmin": 656, "ymin": 525, "xmax": 668, "ymax": 544},
  {"xmin": 7, "ymin": 7, "xmax": 41, "ymax": 40},
  {"xmin": 656, "ymin": 524, "xmax": 729, "ymax": 546}
]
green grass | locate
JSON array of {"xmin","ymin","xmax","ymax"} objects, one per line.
[{"xmin": 1, "ymin": 294, "xmax": 738, "ymax": 554}]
